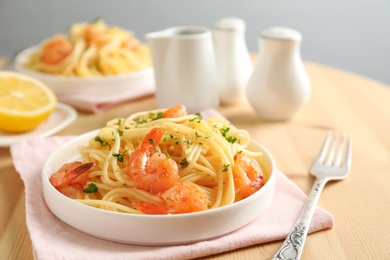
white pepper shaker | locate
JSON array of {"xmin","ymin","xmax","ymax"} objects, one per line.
[
  {"xmin": 246, "ymin": 27, "xmax": 311, "ymax": 120},
  {"xmin": 213, "ymin": 17, "xmax": 253, "ymax": 105}
]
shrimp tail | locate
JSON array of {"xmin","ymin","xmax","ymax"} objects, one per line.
[
  {"xmin": 133, "ymin": 201, "xmax": 169, "ymax": 215},
  {"xmin": 141, "ymin": 127, "xmax": 165, "ymax": 155},
  {"xmin": 65, "ymin": 162, "xmax": 94, "ymax": 184},
  {"xmin": 51, "ymin": 162, "xmax": 94, "ymax": 189}
]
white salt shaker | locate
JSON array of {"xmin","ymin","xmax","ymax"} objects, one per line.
[
  {"xmin": 213, "ymin": 17, "xmax": 253, "ymax": 105},
  {"xmin": 246, "ymin": 27, "xmax": 311, "ymax": 120}
]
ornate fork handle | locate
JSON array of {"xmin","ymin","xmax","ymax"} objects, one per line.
[{"xmin": 272, "ymin": 177, "xmax": 328, "ymax": 260}]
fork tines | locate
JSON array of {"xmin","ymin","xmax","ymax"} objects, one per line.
[{"xmin": 316, "ymin": 131, "xmax": 352, "ymax": 169}]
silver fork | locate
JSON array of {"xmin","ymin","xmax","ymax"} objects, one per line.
[{"xmin": 272, "ymin": 132, "xmax": 352, "ymax": 260}]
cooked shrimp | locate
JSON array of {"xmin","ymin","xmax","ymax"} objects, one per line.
[
  {"xmin": 122, "ymin": 37, "xmax": 141, "ymax": 50},
  {"xmin": 162, "ymin": 104, "xmax": 187, "ymax": 118},
  {"xmin": 49, "ymin": 161, "xmax": 94, "ymax": 199},
  {"xmin": 134, "ymin": 182, "xmax": 208, "ymax": 214},
  {"xmin": 40, "ymin": 35, "xmax": 73, "ymax": 65},
  {"xmin": 232, "ymin": 153, "xmax": 264, "ymax": 199},
  {"xmin": 127, "ymin": 127, "xmax": 179, "ymax": 194},
  {"xmin": 83, "ymin": 25, "xmax": 109, "ymax": 48}
]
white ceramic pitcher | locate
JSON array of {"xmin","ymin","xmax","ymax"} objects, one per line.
[{"xmin": 146, "ymin": 26, "xmax": 219, "ymax": 112}]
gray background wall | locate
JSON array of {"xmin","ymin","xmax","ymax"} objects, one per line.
[{"xmin": 1, "ymin": 0, "xmax": 389, "ymax": 85}]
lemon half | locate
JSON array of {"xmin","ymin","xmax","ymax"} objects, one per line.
[{"xmin": 0, "ymin": 71, "xmax": 57, "ymax": 132}]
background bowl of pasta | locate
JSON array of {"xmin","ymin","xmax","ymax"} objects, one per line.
[
  {"xmin": 14, "ymin": 19, "xmax": 154, "ymax": 95},
  {"xmin": 42, "ymin": 126, "xmax": 277, "ymax": 245}
]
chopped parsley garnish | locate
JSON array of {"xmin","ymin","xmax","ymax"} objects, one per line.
[
  {"xmin": 220, "ymin": 127, "xmax": 230, "ymax": 137},
  {"xmin": 138, "ymin": 117, "xmax": 147, "ymax": 124},
  {"xmin": 149, "ymin": 111, "xmax": 163, "ymax": 121},
  {"xmin": 169, "ymin": 134, "xmax": 179, "ymax": 143},
  {"xmin": 184, "ymin": 139, "xmax": 194, "ymax": 145},
  {"xmin": 112, "ymin": 152, "xmax": 124, "ymax": 162},
  {"xmin": 222, "ymin": 164, "xmax": 230, "ymax": 172},
  {"xmin": 226, "ymin": 136, "xmax": 239, "ymax": 144},
  {"xmin": 149, "ymin": 138, "xmax": 154, "ymax": 145},
  {"xmin": 136, "ymin": 111, "xmax": 164, "ymax": 124},
  {"xmin": 114, "ymin": 118, "xmax": 122, "ymax": 126},
  {"xmin": 117, "ymin": 129, "xmax": 124, "ymax": 136},
  {"xmin": 219, "ymin": 127, "xmax": 240, "ymax": 144},
  {"xmin": 95, "ymin": 136, "xmax": 108, "ymax": 146},
  {"xmin": 180, "ymin": 158, "xmax": 189, "ymax": 168},
  {"xmin": 189, "ymin": 112, "xmax": 203, "ymax": 123},
  {"xmin": 83, "ymin": 183, "xmax": 98, "ymax": 194}
]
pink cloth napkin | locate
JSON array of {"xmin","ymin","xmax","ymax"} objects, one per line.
[{"xmin": 11, "ymin": 136, "xmax": 334, "ymax": 260}]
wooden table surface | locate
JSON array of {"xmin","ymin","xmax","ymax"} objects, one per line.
[{"xmin": 1, "ymin": 61, "xmax": 389, "ymax": 259}]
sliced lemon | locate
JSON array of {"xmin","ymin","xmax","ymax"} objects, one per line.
[{"xmin": 0, "ymin": 71, "xmax": 57, "ymax": 132}]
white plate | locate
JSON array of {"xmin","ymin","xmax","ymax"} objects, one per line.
[
  {"xmin": 42, "ymin": 129, "xmax": 276, "ymax": 245},
  {"xmin": 14, "ymin": 46, "xmax": 154, "ymax": 95},
  {"xmin": 0, "ymin": 103, "xmax": 77, "ymax": 147}
]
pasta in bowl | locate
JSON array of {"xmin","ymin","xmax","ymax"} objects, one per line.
[
  {"xmin": 14, "ymin": 19, "xmax": 153, "ymax": 95},
  {"xmin": 42, "ymin": 105, "xmax": 276, "ymax": 245}
]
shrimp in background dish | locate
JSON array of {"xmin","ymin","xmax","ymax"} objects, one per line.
[
  {"xmin": 49, "ymin": 161, "xmax": 94, "ymax": 199},
  {"xmin": 40, "ymin": 35, "xmax": 73, "ymax": 65},
  {"xmin": 134, "ymin": 182, "xmax": 208, "ymax": 214},
  {"xmin": 83, "ymin": 24, "xmax": 103, "ymax": 46},
  {"xmin": 122, "ymin": 37, "xmax": 141, "ymax": 51},
  {"xmin": 232, "ymin": 153, "xmax": 264, "ymax": 200},
  {"xmin": 127, "ymin": 127, "xmax": 179, "ymax": 194},
  {"xmin": 83, "ymin": 24, "xmax": 111, "ymax": 48},
  {"xmin": 26, "ymin": 18, "xmax": 152, "ymax": 76}
]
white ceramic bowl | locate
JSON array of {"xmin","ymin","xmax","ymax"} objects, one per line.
[
  {"xmin": 14, "ymin": 46, "xmax": 154, "ymax": 95},
  {"xmin": 42, "ymin": 129, "xmax": 276, "ymax": 245}
]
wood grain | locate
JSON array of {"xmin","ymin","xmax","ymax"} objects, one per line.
[{"xmin": 1, "ymin": 61, "xmax": 389, "ymax": 259}]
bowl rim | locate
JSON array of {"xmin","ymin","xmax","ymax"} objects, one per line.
[
  {"xmin": 42, "ymin": 128, "xmax": 277, "ymax": 220},
  {"xmin": 14, "ymin": 45, "xmax": 153, "ymax": 82}
]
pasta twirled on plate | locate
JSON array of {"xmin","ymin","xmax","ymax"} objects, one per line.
[
  {"xmin": 49, "ymin": 105, "xmax": 265, "ymax": 215},
  {"xmin": 24, "ymin": 18, "xmax": 151, "ymax": 77}
]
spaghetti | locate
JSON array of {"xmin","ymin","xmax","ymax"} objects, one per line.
[
  {"xmin": 24, "ymin": 18, "xmax": 151, "ymax": 77},
  {"xmin": 50, "ymin": 105, "xmax": 265, "ymax": 215}
]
